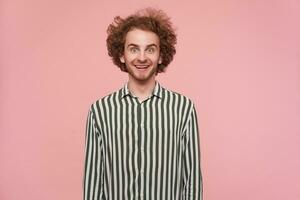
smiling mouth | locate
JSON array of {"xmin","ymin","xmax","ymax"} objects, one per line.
[{"xmin": 135, "ymin": 65, "xmax": 149, "ymax": 69}]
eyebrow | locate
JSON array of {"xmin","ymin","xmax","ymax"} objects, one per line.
[{"xmin": 127, "ymin": 43, "xmax": 158, "ymax": 48}]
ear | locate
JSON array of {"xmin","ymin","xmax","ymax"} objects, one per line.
[
  {"xmin": 158, "ymin": 56, "xmax": 162, "ymax": 64},
  {"xmin": 120, "ymin": 56, "xmax": 125, "ymax": 63}
]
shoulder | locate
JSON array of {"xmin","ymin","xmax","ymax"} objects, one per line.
[
  {"xmin": 161, "ymin": 86, "xmax": 195, "ymax": 107},
  {"xmin": 89, "ymin": 87, "xmax": 123, "ymax": 112}
]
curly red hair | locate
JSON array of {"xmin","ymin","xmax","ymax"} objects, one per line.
[{"xmin": 106, "ymin": 8, "xmax": 177, "ymax": 72}]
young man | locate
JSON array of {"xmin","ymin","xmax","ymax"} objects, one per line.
[{"xmin": 83, "ymin": 8, "xmax": 202, "ymax": 200}]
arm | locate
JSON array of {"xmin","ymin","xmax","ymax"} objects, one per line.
[
  {"xmin": 83, "ymin": 108, "xmax": 103, "ymax": 200},
  {"xmin": 182, "ymin": 105, "xmax": 203, "ymax": 200}
]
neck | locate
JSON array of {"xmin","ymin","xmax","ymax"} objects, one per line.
[{"xmin": 128, "ymin": 77, "xmax": 156, "ymax": 101}]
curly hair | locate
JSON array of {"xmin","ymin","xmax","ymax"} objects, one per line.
[{"xmin": 106, "ymin": 8, "xmax": 177, "ymax": 73}]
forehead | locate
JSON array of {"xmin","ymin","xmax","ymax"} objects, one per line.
[{"xmin": 124, "ymin": 28, "xmax": 160, "ymax": 46}]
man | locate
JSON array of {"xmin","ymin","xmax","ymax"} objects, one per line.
[{"xmin": 83, "ymin": 8, "xmax": 202, "ymax": 200}]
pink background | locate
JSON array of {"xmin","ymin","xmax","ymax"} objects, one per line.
[{"xmin": 1, "ymin": 0, "xmax": 300, "ymax": 199}]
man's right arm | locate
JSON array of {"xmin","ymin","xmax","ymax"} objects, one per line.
[{"xmin": 83, "ymin": 108, "xmax": 103, "ymax": 200}]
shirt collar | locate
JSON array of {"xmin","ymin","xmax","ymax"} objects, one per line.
[{"xmin": 121, "ymin": 81, "xmax": 162, "ymax": 99}]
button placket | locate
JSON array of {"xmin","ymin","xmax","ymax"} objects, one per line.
[{"xmin": 140, "ymin": 102, "xmax": 146, "ymax": 199}]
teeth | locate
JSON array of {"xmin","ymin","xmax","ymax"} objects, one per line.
[{"xmin": 136, "ymin": 65, "xmax": 148, "ymax": 69}]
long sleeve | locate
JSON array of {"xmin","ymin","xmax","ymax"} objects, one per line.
[
  {"xmin": 182, "ymin": 105, "xmax": 203, "ymax": 200},
  {"xmin": 83, "ymin": 108, "xmax": 103, "ymax": 200}
]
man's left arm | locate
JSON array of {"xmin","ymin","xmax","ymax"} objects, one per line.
[{"xmin": 183, "ymin": 104, "xmax": 203, "ymax": 200}]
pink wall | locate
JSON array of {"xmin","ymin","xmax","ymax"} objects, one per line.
[{"xmin": 1, "ymin": 0, "xmax": 300, "ymax": 199}]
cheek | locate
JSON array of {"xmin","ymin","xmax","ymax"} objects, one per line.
[
  {"xmin": 149, "ymin": 54, "xmax": 161, "ymax": 63},
  {"xmin": 125, "ymin": 53, "xmax": 137, "ymax": 60}
]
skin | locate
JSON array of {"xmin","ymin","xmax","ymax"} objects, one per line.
[{"xmin": 120, "ymin": 28, "xmax": 162, "ymax": 102}]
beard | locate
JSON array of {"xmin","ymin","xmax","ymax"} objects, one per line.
[{"xmin": 126, "ymin": 59, "xmax": 158, "ymax": 82}]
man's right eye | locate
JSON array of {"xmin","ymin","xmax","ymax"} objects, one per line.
[{"xmin": 130, "ymin": 48, "xmax": 138, "ymax": 53}]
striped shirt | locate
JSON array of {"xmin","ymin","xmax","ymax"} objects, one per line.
[{"xmin": 83, "ymin": 82, "xmax": 202, "ymax": 200}]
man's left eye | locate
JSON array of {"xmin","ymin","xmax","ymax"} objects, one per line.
[{"xmin": 147, "ymin": 48, "xmax": 155, "ymax": 53}]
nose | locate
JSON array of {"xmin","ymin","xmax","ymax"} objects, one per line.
[{"xmin": 137, "ymin": 51, "xmax": 146, "ymax": 62}]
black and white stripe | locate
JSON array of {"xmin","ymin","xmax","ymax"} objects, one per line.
[{"xmin": 83, "ymin": 82, "xmax": 202, "ymax": 200}]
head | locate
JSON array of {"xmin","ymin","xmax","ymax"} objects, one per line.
[{"xmin": 106, "ymin": 8, "xmax": 177, "ymax": 73}]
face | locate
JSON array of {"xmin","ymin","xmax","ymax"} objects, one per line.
[{"xmin": 120, "ymin": 28, "xmax": 162, "ymax": 83}]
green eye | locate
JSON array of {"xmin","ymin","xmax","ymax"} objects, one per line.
[
  {"xmin": 130, "ymin": 48, "xmax": 138, "ymax": 53},
  {"xmin": 147, "ymin": 48, "xmax": 155, "ymax": 53}
]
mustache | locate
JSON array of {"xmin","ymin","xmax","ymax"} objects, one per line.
[{"xmin": 132, "ymin": 59, "xmax": 152, "ymax": 65}]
